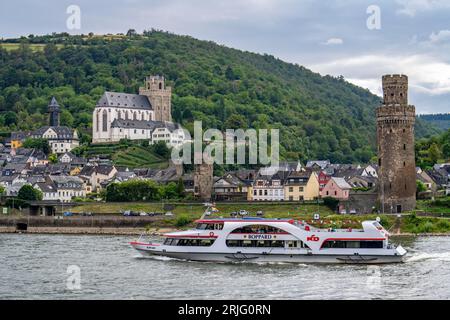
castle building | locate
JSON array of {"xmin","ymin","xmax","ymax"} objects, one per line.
[
  {"xmin": 11, "ymin": 97, "xmax": 79, "ymax": 154},
  {"xmin": 377, "ymin": 75, "xmax": 416, "ymax": 213},
  {"xmin": 92, "ymin": 75, "xmax": 181, "ymax": 145}
]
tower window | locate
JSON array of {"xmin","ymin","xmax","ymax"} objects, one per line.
[
  {"xmin": 403, "ymin": 144, "xmax": 406, "ymax": 150},
  {"xmin": 159, "ymin": 83, "xmax": 162, "ymax": 90},
  {"xmin": 378, "ymin": 158, "xmax": 381, "ymax": 167},
  {"xmin": 403, "ymin": 161, "xmax": 406, "ymax": 167}
]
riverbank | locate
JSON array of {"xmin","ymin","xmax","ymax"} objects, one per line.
[
  {"xmin": 0, "ymin": 226, "xmax": 177, "ymax": 236},
  {"xmin": 0, "ymin": 225, "xmax": 449, "ymax": 237}
]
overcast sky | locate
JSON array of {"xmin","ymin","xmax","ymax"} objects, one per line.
[{"xmin": 1, "ymin": 0, "xmax": 450, "ymax": 114}]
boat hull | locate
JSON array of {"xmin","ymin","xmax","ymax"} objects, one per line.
[{"xmin": 134, "ymin": 247, "xmax": 405, "ymax": 264}]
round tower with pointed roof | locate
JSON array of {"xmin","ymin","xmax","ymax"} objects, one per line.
[{"xmin": 48, "ymin": 97, "xmax": 61, "ymax": 127}]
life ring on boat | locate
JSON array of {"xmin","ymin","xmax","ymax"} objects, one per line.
[{"xmin": 209, "ymin": 232, "xmax": 215, "ymax": 237}]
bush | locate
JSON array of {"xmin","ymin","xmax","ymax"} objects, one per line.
[
  {"xmin": 175, "ymin": 215, "xmax": 192, "ymax": 228},
  {"xmin": 18, "ymin": 185, "xmax": 43, "ymax": 201},
  {"xmin": 323, "ymin": 197, "xmax": 339, "ymax": 211},
  {"xmin": 6, "ymin": 198, "xmax": 29, "ymax": 209}
]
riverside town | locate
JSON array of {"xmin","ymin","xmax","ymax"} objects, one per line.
[{"xmin": 1, "ymin": 0, "xmax": 450, "ymax": 309}]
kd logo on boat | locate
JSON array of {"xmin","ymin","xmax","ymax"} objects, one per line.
[{"xmin": 306, "ymin": 235, "xmax": 320, "ymax": 242}]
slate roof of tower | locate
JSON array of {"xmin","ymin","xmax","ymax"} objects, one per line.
[
  {"xmin": 96, "ymin": 92, "xmax": 152, "ymax": 110},
  {"xmin": 49, "ymin": 97, "xmax": 60, "ymax": 108}
]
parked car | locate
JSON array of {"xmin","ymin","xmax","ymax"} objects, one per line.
[
  {"xmin": 238, "ymin": 210, "xmax": 249, "ymax": 216},
  {"xmin": 63, "ymin": 212, "xmax": 74, "ymax": 217},
  {"xmin": 256, "ymin": 210, "xmax": 264, "ymax": 217},
  {"xmin": 139, "ymin": 212, "xmax": 149, "ymax": 216},
  {"xmin": 82, "ymin": 212, "xmax": 94, "ymax": 216},
  {"xmin": 165, "ymin": 211, "xmax": 174, "ymax": 217},
  {"xmin": 230, "ymin": 212, "xmax": 238, "ymax": 217},
  {"xmin": 123, "ymin": 210, "xmax": 139, "ymax": 217}
]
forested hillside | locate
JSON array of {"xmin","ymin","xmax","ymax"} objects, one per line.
[
  {"xmin": 416, "ymin": 128, "xmax": 450, "ymax": 169},
  {"xmin": 0, "ymin": 31, "xmax": 440, "ymax": 163},
  {"xmin": 418, "ymin": 113, "xmax": 450, "ymax": 131}
]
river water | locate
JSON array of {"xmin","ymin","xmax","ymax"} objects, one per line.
[{"xmin": 0, "ymin": 234, "xmax": 449, "ymax": 300}]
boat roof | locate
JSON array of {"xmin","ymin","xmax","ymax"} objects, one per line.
[{"xmin": 196, "ymin": 217, "xmax": 296, "ymax": 224}]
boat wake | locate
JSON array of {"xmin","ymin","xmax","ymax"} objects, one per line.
[{"xmin": 406, "ymin": 252, "xmax": 450, "ymax": 263}]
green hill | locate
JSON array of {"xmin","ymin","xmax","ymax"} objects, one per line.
[{"xmin": 0, "ymin": 31, "xmax": 441, "ymax": 163}]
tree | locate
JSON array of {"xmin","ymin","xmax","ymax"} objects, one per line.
[
  {"xmin": 416, "ymin": 180, "xmax": 427, "ymax": 194},
  {"xmin": 152, "ymin": 141, "xmax": 170, "ymax": 159},
  {"xmin": 224, "ymin": 114, "xmax": 248, "ymax": 130},
  {"xmin": 17, "ymin": 185, "xmax": 43, "ymax": 201},
  {"xmin": 428, "ymin": 143, "xmax": 442, "ymax": 164},
  {"xmin": 176, "ymin": 177, "xmax": 185, "ymax": 196},
  {"xmin": 22, "ymin": 138, "xmax": 50, "ymax": 155},
  {"xmin": 48, "ymin": 153, "xmax": 58, "ymax": 163}
]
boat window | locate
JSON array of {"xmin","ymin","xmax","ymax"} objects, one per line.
[
  {"xmin": 321, "ymin": 240, "xmax": 383, "ymax": 249},
  {"xmin": 230, "ymin": 225, "xmax": 288, "ymax": 234},
  {"xmin": 196, "ymin": 223, "xmax": 222, "ymax": 230},
  {"xmin": 226, "ymin": 240, "xmax": 286, "ymax": 248},
  {"xmin": 169, "ymin": 238, "xmax": 216, "ymax": 247}
]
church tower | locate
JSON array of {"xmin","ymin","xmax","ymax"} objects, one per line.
[
  {"xmin": 48, "ymin": 97, "xmax": 61, "ymax": 127},
  {"xmin": 377, "ymin": 75, "xmax": 416, "ymax": 213},
  {"xmin": 139, "ymin": 75, "xmax": 172, "ymax": 122}
]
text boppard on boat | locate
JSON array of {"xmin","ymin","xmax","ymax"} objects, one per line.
[{"xmin": 131, "ymin": 215, "xmax": 406, "ymax": 264}]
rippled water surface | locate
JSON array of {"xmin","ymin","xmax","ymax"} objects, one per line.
[{"xmin": 0, "ymin": 234, "xmax": 449, "ymax": 299}]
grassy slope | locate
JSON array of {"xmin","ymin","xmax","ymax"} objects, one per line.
[{"xmin": 84, "ymin": 144, "xmax": 168, "ymax": 168}]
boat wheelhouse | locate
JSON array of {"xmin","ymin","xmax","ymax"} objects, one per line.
[{"xmin": 131, "ymin": 217, "xmax": 406, "ymax": 264}]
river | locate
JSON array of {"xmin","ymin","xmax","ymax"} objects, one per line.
[{"xmin": 0, "ymin": 234, "xmax": 449, "ymax": 299}]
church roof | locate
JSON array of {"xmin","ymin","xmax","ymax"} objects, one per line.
[
  {"xmin": 96, "ymin": 92, "xmax": 152, "ymax": 110},
  {"xmin": 110, "ymin": 119, "xmax": 181, "ymax": 132}
]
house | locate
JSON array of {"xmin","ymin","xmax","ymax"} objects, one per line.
[
  {"xmin": 10, "ymin": 131, "xmax": 31, "ymax": 149},
  {"xmin": 34, "ymin": 178, "xmax": 59, "ymax": 201},
  {"xmin": 283, "ymin": 171, "xmax": 319, "ymax": 201},
  {"xmin": 2, "ymin": 163, "xmax": 29, "ymax": 177},
  {"xmin": 320, "ymin": 177, "xmax": 352, "ymax": 200},
  {"xmin": 48, "ymin": 175, "xmax": 86, "ymax": 202},
  {"xmin": 31, "ymin": 126, "xmax": 79, "ymax": 154},
  {"xmin": 249, "ymin": 171, "xmax": 288, "ymax": 201},
  {"xmin": 79, "ymin": 164, "xmax": 118, "ymax": 192},
  {"xmin": 318, "ymin": 171, "xmax": 331, "ymax": 192},
  {"xmin": 347, "ymin": 175, "xmax": 377, "ymax": 189},
  {"xmin": 213, "ymin": 173, "xmax": 248, "ymax": 201},
  {"xmin": 417, "ymin": 170, "xmax": 437, "ymax": 193},
  {"xmin": 306, "ymin": 160, "xmax": 330, "ymax": 171}
]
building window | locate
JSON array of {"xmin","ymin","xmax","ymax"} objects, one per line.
[
  {"xmin": 102, "ymin": 110, "xmax": 108, "ymax": 132},
  {"xmin": 299, "ymin": 187, "xmax": 304, "ymax": 192},
  {"xmin": 289, "ymin": 187, "xmax": 293, "ymax": 192}
]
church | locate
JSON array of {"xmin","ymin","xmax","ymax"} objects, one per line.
[{"xmin": 92, "ymin": 75, "xmax": 186, "ymax": 147}]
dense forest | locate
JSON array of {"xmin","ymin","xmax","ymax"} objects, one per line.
[
  {"xmin": 0, "ymin": 30, "xmax": 442, "ymax": 163},
  {"xmin": 418, "ymin": 113, "xmax": 450, "ymax": 130}
]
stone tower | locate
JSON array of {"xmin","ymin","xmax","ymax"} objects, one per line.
[
  {"xmin": 48, "ymin": 97, "xmax": 60, "ymax": 127},
  {"xmin": 194, "ymin": 153, "xmax": 213, "ymax": 201},
  {"xmin": 139, "ymin": 75, "xmax": 172, "ymax": 122},
  {"xmin": 377, "ymin": 75, "xmax": 416, "ymax": 213}
]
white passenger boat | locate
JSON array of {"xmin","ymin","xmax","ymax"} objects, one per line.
[{"xmin": 130, "ymin": 216, "xmax": 406, "ymax": 264}]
